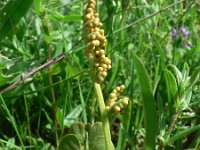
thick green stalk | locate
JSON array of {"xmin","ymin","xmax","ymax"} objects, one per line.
[{"xmin": 94, "ymin": 83, "xmax": 113, "ymax": 150}]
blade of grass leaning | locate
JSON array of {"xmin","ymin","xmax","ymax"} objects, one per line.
[
  {"xmin": 133, "ymin": 53, "xmax": 158, "ymax": 150},
  {"xmin": 0, "ymin": 0, "xmax": 33, "ymax": 41},
  {"xmin": 166, "ymin": 124, "xmax": 200, "ymax": 145}
]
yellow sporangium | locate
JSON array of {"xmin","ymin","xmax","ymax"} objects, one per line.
[{"xmin": 84, "ymin": 0, "xmax": 111, "ymax": 84}]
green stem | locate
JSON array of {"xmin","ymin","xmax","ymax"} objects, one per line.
[
  {"xmin": 94, "ymin": 83, "xmax": 113, "ymax": 150},
  {"xmin": 165, "ymin": 111, "xmax": 179, "ymax": 145}
]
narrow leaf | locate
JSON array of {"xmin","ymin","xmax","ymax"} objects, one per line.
[
  {"xmin": 168, "ymin": 64, "xmax": 183, "ymax": 85},
  {"xmin": 64, "ymin": 105, "xmax": 82, "ymax": 127},
  {"xmin": 133, "ymin": 54, "xmax": 158, "ymax": 150},
  {"xmin": 167, "ymin": 124, "xmax": 200, "ymax": 144},
  {"xmin": 189, "ymin": 66, "xmax": 200, "ymax": 86},
  {"xmin": 34, "ymin": 0, "xmax": 42, "ymax": 15},
  {"xmin": 164, "ymin": 69, "xmax": 178, "ymax": 105}
]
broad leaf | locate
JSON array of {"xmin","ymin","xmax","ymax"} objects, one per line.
[
  {"xmin": 87, "ymin": 122, "xmax": 106, "ymax": 150},
  {"xmin": 58, "ymin": 134, "xmax": 81, "ymax": 150},
  {"xmin": 69, "ymin": 122, "xmax": 86, "ymax": 145}
]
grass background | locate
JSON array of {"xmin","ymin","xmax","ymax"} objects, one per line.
[{"xmin": 0, "ymin": 0, "xmax": 200, "ymax": 149}]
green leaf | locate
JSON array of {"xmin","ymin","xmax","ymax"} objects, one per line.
[
  {"xmin": 0, "ymin": 0, "xmax": 33, "ymax": 41},
  {"xmin": 164, "ymin": 69, "xmax": 178, "ymax": 96},
  {"xmin": 133, "ymin": 54, "xmax": 158, "ymax": 150},
  {"xmin": 182, "ymin": 63, "xmax": 189, "ymax": 82},
  {"xmin": 58, "ymin": 134, "xmax": 81, "ymax": 150},
  {"xmin": 63, "ymin": 15, "xmax": 82, "ymax": 22},
  {"xmin": 168, "ymin": 64, "xmax": 183, "ymax": 85},
  {"xmin": 181, "ymin": 91, "xmax": 192, "ymax": 110},
  {"xmin": 64, "ymin": 105, "xmax": 82, "ymax": 127},
  {"xmin": 45, "ymin": 8, "xmax": 82, "ymax": 22},
  {"xmin": 167, "ymin": 124, "xmax": 200, "ymax": 144},
  {"xmin": 56, "ymin": 108, "xmax": 63, "ymax": 127},
  {"xmin": 69, "ymin": 122, "xmax": 86, "ymax": 145},
  {"xmin": 34, "ymin": 0, "xmax": 42, "ymax": 15},
  {"xmin": 164, "ymin": 69, "xmax": 179, "ymax": 107},
  {"xmin": 189, "ymin": 66, "xmax": 200, "ymax": 86},
  {"xmin": 0, "ymin": 71, "xmax": 14, "ymax": 86},
  {"xmin": 0, "ymin": 54, "xmax": 14, "ymax": 69},
  {"xmin": 87, "ymin": 122, "xmax": 106, "ymax": 150}
]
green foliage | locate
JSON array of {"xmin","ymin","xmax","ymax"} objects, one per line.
[
  {"xmin": 0, "ymin": 0, "xmax": 199, "ymax": 150},
  {"xmin": 58, "ymin": 122, "xmax": 106, "ymax": 150},
  {"xmin": 167, "ymin": 64, "xmax": 200, "ymax": 110}
]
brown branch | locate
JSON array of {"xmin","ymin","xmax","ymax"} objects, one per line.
[{"xmin": 0, "ymin": 53, "xmax": 65, "ymax": 95}]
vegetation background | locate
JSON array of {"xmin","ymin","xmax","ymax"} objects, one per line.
[{"xmin": 0, "ymin": 0, "xmax": 200, "ymax": 149}]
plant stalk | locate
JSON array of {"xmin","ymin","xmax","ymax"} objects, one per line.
[
  {"xmin": 94, "ymin": 83, "xmax": 113, "ymax": 150},
  {"xmin": 165, "ymin": 111, "xmax": 179, "ymax": 144}
]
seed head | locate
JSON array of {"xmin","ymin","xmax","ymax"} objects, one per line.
[{"xmin": 84, "ymin": 0, "xmax": 112, "ymax": 83}]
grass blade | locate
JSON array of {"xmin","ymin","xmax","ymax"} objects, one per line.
[
  {"xmin": 167, "ymin": 124, "xmax": 200, "ymax": 144},
  {"xmin": 133, "ymin": 54, "xmax": 158, "ymax": 150}
]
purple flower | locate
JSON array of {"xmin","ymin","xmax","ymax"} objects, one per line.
[
  {"xmin": 179, "ymin": 27, "xmax": 186, "ymax": 33},
  {"xmin": 185, "ymin": 40, "xmax": 192, "ymax": 48},
  {"xmin": 171, "ymin": 26, "xmax": 193, "ymax": 48},
  {"xmin": 172, "ymin": 29, "xmax": 177, "ymax": 36},
  {"xmin": 183, "ymin": 31, "xmax": 190, "ymax": 37}
]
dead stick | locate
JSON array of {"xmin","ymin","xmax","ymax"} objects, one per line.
[{"xmin": 0, "ymin": 53, "xmax": 65, "ymax": 95}]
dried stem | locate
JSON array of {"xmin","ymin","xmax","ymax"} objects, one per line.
[{"xmin": 0, "ymin": 54, "xmax": 65, "ymax": 95}]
